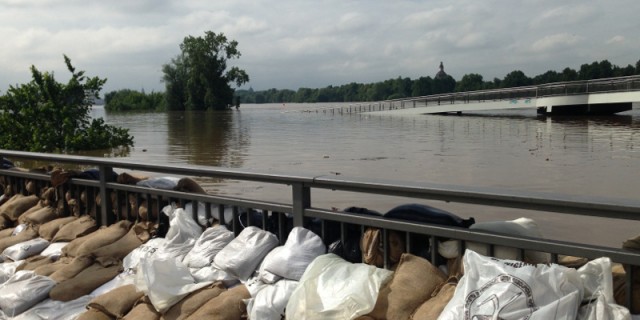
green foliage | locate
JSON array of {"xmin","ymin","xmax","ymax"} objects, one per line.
[
  {"xmin": 162, "ymin": 31, "xmax": 249, "ymax": 110},
  {"xmin": 104, "ymin": 89, "xmax": 166, "ymax": 112},
  {"xmin": 0, "ymin": 56, "xmax": 134, "ymax": 152}
]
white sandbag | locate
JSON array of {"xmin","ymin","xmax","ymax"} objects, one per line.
[
  {"xmin": 576, "ymin": 257, "xmax": 631, "ymax": 320},
  {"xmin": 258, "ymin": 247, "xmax": 284, "ymax": 284},
  {"xmin": 39, "ymin": 242, "xmax": 68, "ymax": 260},
  {"xmin": 263, "ymin": 227, "xmax": 326, "ymax": 281},
  {"xmin": 183, "ymin": 201, "xmax": 211, "ymax": 228},
  {"xmin": 438, "ymin": 239, "xmax": 460, "ymax": 259},
  {"xmin": 248, "ymin": 279, "xmax": 299, "ymax": 320},
  {"xmin": 183, "ymin": 225, "xmax": 234, "ymax": 268},
  {"xmin": 11, "ymin": 295, "xmax": 92, "ymax": 320},
  {"xmin": 0, "ymin": 270, "xmax": 56, "ymax": 317},
  {"xmin": 135, "ymin": 254, "xmax": 212, "ymax": 313},
  {"xmin": 90, "ymin": 270, "xmax": 136, "ymax": 297},
  {"xmin": 211, "ymin": 205, "xmax": 234, "ymax": 224},
  {"xmin": 2, "ymin": 237, "xmax": 50, "ymax": 261},
  {"xmin": 136, "ymin": 176, "xmax": 180, "ymax": 190},
  {"xmin": 123, "ymin": 237, "xmax": 166, "ymax": 272},
  {"xmin": 189, "ymin": 265, "xmax": 236, "ymax": 286},
  {"xmin": 285, "ymin": 253, "xmax": 393, "ymax": 320},
  {"xmin": 213, "ymin": 226, "xmax": 279, "ymax": 281},
  {"xmin": 159, "ymin": 204, "xmax": 202, "ymax": 262},
  {"xmin": 0, "ymin": 260, "xmax": 23, "ymax": 284},
  {"xmin": 438, "ymin": 250, "xmax": 583, "ymax": 320}
]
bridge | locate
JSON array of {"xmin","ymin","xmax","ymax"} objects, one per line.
[{"xmin": 316, "ymin": 76, "xmax": 640, "ymax": 116}]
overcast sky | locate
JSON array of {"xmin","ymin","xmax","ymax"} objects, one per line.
[{"xmin": 1, "ymin": 0, "xmax": 639, "ymax": 94}]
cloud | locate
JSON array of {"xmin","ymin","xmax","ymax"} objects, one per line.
[
  {"xmin": 607, "ymin": 35, "xmax": 625, "ymax": 44},
  {"xmin": 531, "ymin": 33, "xmax": 583, "ymax": 52}
]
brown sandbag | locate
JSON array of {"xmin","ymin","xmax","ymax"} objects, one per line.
[
  {"xmin": 49, "ymin": 255, "xmax": 94, "ymax": 283},
  {"xmin": 410, "ymin": 280, "xmax": 458, "ymax": 320},
  {"xmin": 0, "ymin": 194, "xmax": 39, "ymax": 221},
  {"xmin": 19, "ymin": 206, "xmax": 57, "ymax": 225},
  {"xmin": 0, "ymin": 226, "xmax": 37, "ymax": 252},
  {"xmin": 558, "ymin": 255, "xmax": 589, "ymax": 269},
  {"xmin": 64, "ymin": 220, "xmax": 132, "ymax": 258},
  {"xmin": 361, "ymin": 228, "xmax": 405, "ymax": 268},
  {"xmin": 161, "ymin": 282, "xmax": 227, "ymax": 320},
  {"xmin": 123, "ymin": 296, "xmax": 161, "ymax": 320},
  {"xmin": 184, "ymin": 284, "xmax": 250, "ymax": 320},
  {"xmin": 0, "ymin": 216, "xmax": 11, "ymax": 232},
  {"xmin": 366, "ymin": 253, "xmax": 447, "ymax": 320},
  {"xmin": 51, "ymin": 215, "xmax": 97, "ymax": 242},
  {"xmin": 49, "ymin": 261, "xmax": 123, "ymax": 301},
  {"xmin": 93, "ymin": 221, "xmax": 155, "ymax": 260},
  {"xmin": 38, "ymin": 216, "xmax": 78, "ymax": 241},
  {"xmin": 117, "ymin": 172, "xmax": 149, "ymax": 185},
  {"xmin": 17, "ymin": 201, "xmax": 44, "ymax": 220},
  {"xmin": 33, "ymin": 258, "xmax": 69, "ymax": 276},
  {"xmin": 75, "ymin": 307, "xmax": 115, "ymax": 320},
  {"xmin": 17, "ymin": 255, "xmax": 53, "ymax": 272},
  {"xmin": 174, "ymin": 177, "xmax": 207, "ymax": 194},
  {"xmin": 0, "ymin": 227, "xmax": 14, "ymax": 238},
  {"xmin": 88, "ymin": 284, "xmax": 145, "ymax": 318}
]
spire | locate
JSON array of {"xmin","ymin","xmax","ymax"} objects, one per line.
[{"xmin": 435, "ymin": 61, "xmax": 447, "ymax": 79}]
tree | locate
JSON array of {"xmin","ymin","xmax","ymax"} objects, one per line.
[
  {"xmin": 501, "ymin": 70, "xmax": 531, "ymax": 88},
  {"xmin": 162, "ymin": 31, "xmax": 249, "ymax": 110},
  {"xmin": 456, "ymin": 73, "xmax": 484, "ymax": 92},
  {"xmin": 0, "ymin": 56, "xmax": 133, "ymax": 152}
]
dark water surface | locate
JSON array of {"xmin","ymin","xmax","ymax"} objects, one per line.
[{"xmin": 88, "ymin": 103, "xmax": 640, "ymax": 246}]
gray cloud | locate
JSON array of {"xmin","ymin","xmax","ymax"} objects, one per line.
[{"xmin": 1, "ymin": 0, "xmax": 639, "ymax": 94}]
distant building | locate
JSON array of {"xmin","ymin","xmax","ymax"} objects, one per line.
[{"xmin": 435, "ymin": 61, "xmax": 448, "ymax": 79}]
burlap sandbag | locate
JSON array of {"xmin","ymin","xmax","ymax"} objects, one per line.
[
  {"xmin": 0, "ymin": 218, "xmax": 11, "ymax": 232},
  {"xmin": 66, "ymin": 220, "xmax": 132, "ymax": 258},
  {"xmin": 175, "ymin": 177, "xmax": 207, "ymax": 194},
  {"xmin": 0, "ymin": 194, "xmax": 39, "ymax": 221},
  {"xmin": 49, "ymin": 261, "xmax": 123, "ymax": 301},
  {"xmin": 33, "ymin": 258, "xmax": 70, "ymax": 276},
  {"xmin": 558, "ymin": 255, "xmax": 589, "ymax": 269},
  {"xmin": 410, "ymin": 280, "xmax": 458, "ymax": 320},
  {"xmin": 361, "ymin": 228, "xmax": 405, "ymax": 268},
  {"xmin": 0, "ymin": 225, "xmax": 37, "ymax": 252},
  {"xmin": 51, "ymin": 215, "xmax": 97, "ymax": 242},
  {"xmin": 123, "ymin": 297, "xmax": 161, "ymax": 320},
  {"xmin": 184, "ymin": 284, "xmax": 250, "ymax": 320},
  {"xmin": 49, "ymin": 255, "xmax": 94, "ymax": 283},
  {"xmin": 38, "ymin": 216, "xmax": 78, "ymax": 241},
  {"xmin": 19, "ymin": 206, "xmax": 57, "ymax": 225},
  {"xmin": 365, "ymin": 253, "xmax": 447, "ymax": 320},
  {"xmin": 17, "ymin": 201, "xmax": 44, "ymax": 220},
  {"xmin": 117, "ymin": 172, "xmax": 149, "ymax": 185},
  {"xmin": 93, "ymin": 221, "xmax": 155, "ymax": 260},
  {"xmin": 17, "ymin": 255, "xmax": 54, "ymax": 272},
  {"xmin": 61, "ymin": 234, "xmax": 92, "ymax": 258},
  {"xmin": 88, "ymin": 284, "xmax": 145, "ymax": 318},
  {"xmin": 161, "ymin": 282, "xmax": 227, "ymax": 320},
  {"xmin": 75, "ymin": 307, "xmax": 115, "ymax": 320}
]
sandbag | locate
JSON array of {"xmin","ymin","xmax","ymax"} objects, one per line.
[
  {"xmin": 0, "ymin": 260, "xmax": 23, "ymax": 284},
  {"xmin": 247, "ymin": 279, "xmax": 299, "ymax": 320},
  {"xmin": 213, "ymin": 226, "xmax": 279, "ymax": 281},
  {"xmin": 18, "ymin": 205, "xmax": 57, "ymax": 226},
  {"xmin": 87, "ymin": 284, "xmax": 145, "ymax": 319},
  {"xmin": 0, "ymin": 215, "xmax": 11, "ymax": 231},
  {"xmin": 286, "ymin": 253, "xmax": 393, "ymax": 320},
  {"xmin": 75, "ymin": 308, "xmax": 115, "ymax": 320},
  {"xmin": 49, "ymin": 255, "xmax": 94, "ymax": 283},
  {"xmin": 577, "ymin": 257, "xmax": 631, "ymax": 320},
  {"xmin": 410, "ymin": 280, "xmax": 458, "ymax": 320},
  {"xmin": 0, "ymin": 270, "xmax": 56, "ymax": 317},
  {"xmin": 49, "ymin": 261, "xmax": 123, "ymax": 301},
  {"xmin": 0, "ymin": 225, "xmax": 37, "ymax": 253},
  {"xmin": 175, "ymin": 177, "xmax": 207, "ymax": 194},
  {"xmin": 117, "ymin": 172, "xmax": 150, "ymax": 185},
  {"xmin": 123, "ymin": 238, "xmax": 166, "ymax": 272},
  {"xmin": 366, "ymin": 253, "xmax": 447, "ymax": 320},
  {"xmin": 93, "ymin": 221, "xmax": 155, "ymax": 260},
  {"xmin": 137, "ymin": 177, "xmax": 180, "ymax": 190},
  {"xmin": 0, "ymin": 194, "xmax": 39, "ymax": 222},
  {"xmin": 263, "ymin": 226, "xmax": 326, "ymax": 281},
  {"xmin": 122, "ymin": 297, "xmax": 161, "ymax": 320},
  {"xmin": 0, "ymin": 226, "xmax": 14, "ymax": 238},
  {"xmin": 361, "ymin": 227, "xmax": 405, "ymax": 268},
  {"xmin": 184, "ymin": 284, "xmax": 250, "ymax": 320},
  {"xmin": 39, "ymin": 241, "xmax": 68, "ymax": 260},
  {"xmin": 33, "ymin": 258, "xmax": 72, "ymax": 277},
  {"xmin": 438, "ymin": 250, "xmax": 582, "ymax": 320},
  {"xmin": 183, "ymin": 225, "xmax": 234, "ymax": 269},
  {"xmin": 16, "ymin": 255, "xmax": 54, "ymax": 272},
  {"xmin": 37, "ymin": 216, "xmax": 78, "ymax": 241},
  {"xmin": 161, "ymin": 281, "xmax": 227, "ymax": 320},
  {"xmin": 14, "ymin": 295, "xmax": 93, "ymax": 320},
  {"xmin": 257, "ymin": 247, "xmax": 285, "ymax": 284},
  {"xmin": 157, "ymin": 204, "xmax": 202, "ymax": 262},
  {"xmin": 91, "ymin": 271, "xmax": 136, "ymax": 297},
  {"xmin": 51, "ymin": 215, "xmax": 97, "ymax": 242},
  {"xmin": 2, "ymin": 237, "xmax": 49, "ymax": 261},
  {"xmin": 385, "ymin": 203, "xmax": 475, "ymax": 228},
  {"xmin": 72, "ymin": 220, "xmax": 132, "ymax": 257}
]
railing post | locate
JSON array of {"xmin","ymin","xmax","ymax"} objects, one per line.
[
  {"xmin": 98, "ymin": 164, "xmax": 115, "ymax": 227},
  {"xmin": 292, "ymin": 182, "xmax": 310, "ymax": 227}
]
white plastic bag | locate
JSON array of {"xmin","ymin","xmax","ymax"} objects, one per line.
[
  {"xmin": 39, "ymin": 242, "xmax": 68, "ymax": 260},
  {"xmin": 263, "ymin": 227, "xmax": 326, "ymax": 281},
  {"xmin": 123, "ymin": 237, "xmax": 166, "ymax": 272},
  {"xmin": 90, "ymin": 270, "xmax": 136, "ymax": 297},
  {"xmin": 11, "ymin": 295, "xmax": 93, "ymax": 320},
  {"xmin": 2, "ymin": 237, "xmax": 50, "ymax": 261},
  {"xmin": 0, "ymin": 260, "xmax": 23, "ymax": 284},
  {"xmin": 213, "ymin": 226, "xmax": 279, "ymax": 281},
  {"xmin": 183, "ymin": 225, "xmax": 234, "ymax": 268},
  {"xmin": 258, "ymin": 247, "xmax": 284, "ymax": 284},
  {"xmin": 248, "ymin": 279, "xmax": 299, "ymax": 320},
  {"xmin": 438, "ymin": 250, "xmax": 583, "ymax": 320},
  {"xmin": 160, "ymin": 204, "xmax": 202, "ymax": 262},
  {"xmin": 183, "ymin": 201, "xmax": 211, "ymax": 228},
  {"xmin": 0, "ymin": 270, "xmax": 56, "ymax": 317},
  {"xmin": 576, "ymin": 257, "xmax": 631, "ymax": 320},
  {"xmin": 285, "ymin": 253, "xmax": 393, "ymax": 320},
  {"xmin": 136, "ymin": 177, "xmax": 180, "ymax": 190}
]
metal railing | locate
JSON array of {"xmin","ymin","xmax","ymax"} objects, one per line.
[{"xmin": 2, "ymin": 149, "xmax": 640, "ymax": 308}]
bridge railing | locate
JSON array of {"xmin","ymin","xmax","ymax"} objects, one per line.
[
  {"xmin": 376, "ymin": 75, "xmax": 640, "ymax": 111},
  {"xmin": 2, "ymin": 149, "xmax": 640, "ymax": 308}
]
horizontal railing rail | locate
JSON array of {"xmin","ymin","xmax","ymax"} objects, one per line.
[{"xmin": 1, "ymin": 149, "xmax": 640, "ymax": 308}]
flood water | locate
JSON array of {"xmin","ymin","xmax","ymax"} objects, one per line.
[{"xmin": 87, "ymin": 103, "xmax": 640, "ymax": 246}]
